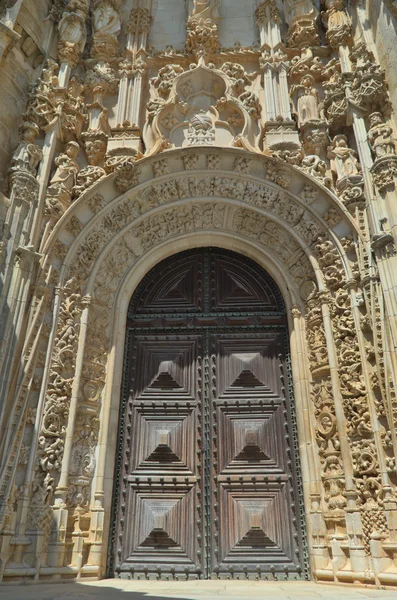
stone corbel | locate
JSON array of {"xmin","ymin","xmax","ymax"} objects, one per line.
[
  {"xmin": 283, "ymin": 0, "xmax": 320, "ymax": 49},
  {"xmin": 0, "ymin": 17, "xmax": 20, "ymax": 60},
  {"xmin": 263, "ymin": 116, "xmax": 301, "ymax": 155}
]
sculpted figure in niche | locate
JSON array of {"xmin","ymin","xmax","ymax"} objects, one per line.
[
  {"xmin": 47, "ymin": 141, "xmax": 80, "ymax": 202},
  {"xmin": 190, "ymin": 0, "xmax": 220, "ymax": 21},
  {"xmin": 329, "ymin": 134, "xmax": 361, "ymax": 186},
  {"xmin": 58, "ymin": 0, "xmax": 89, "ymax": 60},
  {"xmin": 368, "ymin": 112, "xmax": 396, "ymax": 159},
  {"xmin": 322, "ymin": 0, "xmax": 351, "ymax": 46},
  {"xmin": 92, "ymin": 0, "xmax": 121, "ymax": 37},
  {"xmin": 91, "ymin": 0, "xmax": 121, "ymax": 57},
  {"xmin": 10, "ymin": 122, "xmax": 42, "ymax": 176},
  {"xmin": 293, "ymin": 74, "xmax": 320, "ymax": 126}
]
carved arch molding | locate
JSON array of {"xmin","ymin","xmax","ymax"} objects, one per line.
[
  {"xmin": 9, "ymin": 147, "xmax": 397, "ymax": 584},
  {"xmin": 110, "ymin": 247, "xmax": 308, "ymax": 580}
]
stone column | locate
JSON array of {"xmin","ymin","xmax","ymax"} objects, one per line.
[
  {"xmin": 257, "ymin": 0, "xmax": 300, "ymax": 152},
  {"xmin": 110, "ymin": 5, "xmax": 152, "ymax": 163}
]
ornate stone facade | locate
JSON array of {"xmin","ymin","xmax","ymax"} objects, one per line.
[{"xmin": 1, "ymin": 0, "xmax": 397, "ymax": 588}]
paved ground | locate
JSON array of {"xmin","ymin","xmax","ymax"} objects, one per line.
[{"xmin": 0, "ymin": 580, "xmax": 397, "ymax": 600}]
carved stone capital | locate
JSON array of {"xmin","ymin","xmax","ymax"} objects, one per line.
[
  {"xmin": 127, "ymin": 7, "xmax": 152, "ymax": 35},
  {"xmin": 255, "ymin": 0, "xmax": 280, "ymax": 25},
  {"xmin": 8, "ymin": 171, "xmax": 39, "ymax": 206},
  {"xmin": 370, "ymin": 155, "xmax": 397, "ymax": 193},
  {"xmin": 371, "ymin": 232, "xmax": 396, "ymax": 258}
]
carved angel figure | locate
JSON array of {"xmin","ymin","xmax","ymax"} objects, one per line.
[
  {"xmin": 293, "ymin": 74, "xmax": 320, "ymax": 126},
  {"xmin": 368, "ymin": 112, "xmax": 396, "ymax": 159}
]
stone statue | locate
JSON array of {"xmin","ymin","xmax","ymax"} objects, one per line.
[
  {"xmin": 92, "ymin": 0, "xmax": 121, "ymax": 37},
  {"xmin": 368, "ymin": 112, "xmax": 396, "ymax": 159},
  {"xmin": 9, "ymin": 122, "xmax": 42, "ymax": 176},
  {"xmin": 58, "ymin": 0, "xmax": 89, "ymax": 65},
  {"xmin": 91, "ymin": 0, "xmax": 121, "ymax": 58},
  {"xmin": 190, "ymin": 0, "xmax": 220, "ymax": 21},
  {"xmin": 293, "ymin": 74, "xmax": 320, "ymax": 126},
  {"xmin": 329, "ymin": 135, "xmax": 360, "ymax": 184},
  {"xmin": 322, "ymin": 0, "xmax": 351, "ymax": 47},
  {"xmin": 186, "ymin": 0, "xmax": 220, "ymax": 54},
  {"xmin": 0, "ymin": 0, "xmax": 18, "ymax": 20},
  {"xmin": 46, "ymin": 141, "xmax": 80, "ymax": 202}
]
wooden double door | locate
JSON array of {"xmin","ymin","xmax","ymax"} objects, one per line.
[{"xmin": 110, "ymin": 248, "xmax": 307, "ymax": 580}]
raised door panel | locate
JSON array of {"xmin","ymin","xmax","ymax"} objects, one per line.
[
  {"xmin": 210, "ymin": 332, "xmax": 304, "ymax": 579},
  {"xmin": 114, "ymin": 333, "xmax": 204, "ymax": 577}
]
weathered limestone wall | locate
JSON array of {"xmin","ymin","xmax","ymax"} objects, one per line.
[
  {"xmin": 365, "ymin": 1, "xmax": 397, "ymax": 126},
  {"xmin": 0, "ymin": 0, "xmax": 55, "ymax": 188},
  {"xmin": 150, "ymin": 0, "xmax": 187, "ymax": 49}
]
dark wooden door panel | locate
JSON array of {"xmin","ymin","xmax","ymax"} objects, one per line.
[
  {"xmin": 110, "ymin": 248, "xmax": 307, "ymax": 580},
  {"xmin": 113, "ymin": 333, "xmax": 204, "ymax": 576},
  {"xmin": 209, "ymin": 332, "xmax": 303, "ymax": 578}
]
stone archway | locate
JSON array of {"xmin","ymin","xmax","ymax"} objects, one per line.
[
  {"xmin": 3, "ymin": 147, "xmax": 397, "ymax": 586},
  {"xmin": 109, "ymin": 247, "xmax": 309, "ymax": 580}
]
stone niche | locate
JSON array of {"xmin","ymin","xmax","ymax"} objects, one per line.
[{"xmin": 144, "ymin": 59, "xmax": 259, "ymax": 152}]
